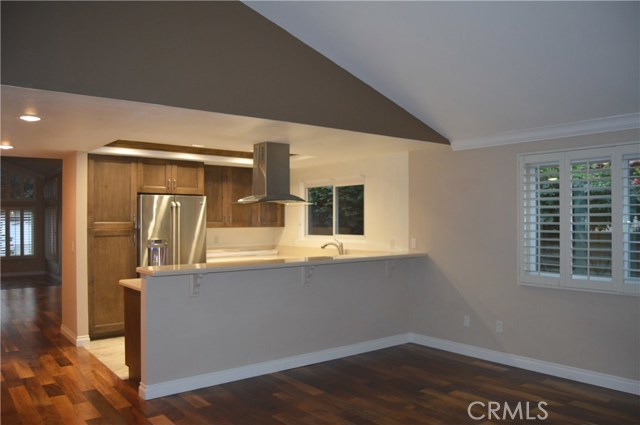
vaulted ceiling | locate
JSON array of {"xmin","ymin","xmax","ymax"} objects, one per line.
[
  {"xmin": 1, "ymin": 1, "xmax": 637, "ymax": 162},
  {"xmin": 246, "ymin": 1, "xmax": 640, "ymax": 149}
]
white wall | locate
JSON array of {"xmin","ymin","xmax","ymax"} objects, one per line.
[
  {"xmin": 206, "ymin": 227, "xmax": 283, "ymax": 249},
  {"xmin": 409, "ymin": 129, "xmax": 640, "ymax": 380},
  {"xmin": 61, "ymin": 152, "xmax": 89, "ymax": 346},
  {"xmin": 280, "ymin": 152, "xmax": 410, "ymax": 252},
  {"xmin": 141, "ymin": 258, "xmax": 415, "ymax": 397}
]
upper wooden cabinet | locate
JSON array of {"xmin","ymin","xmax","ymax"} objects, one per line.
[
  {"xmin": 138, "ymin": 159, "xmax": 204, "ymax": 195},
  {"xmin": 204, "ymin": 165, "xmax": 283, "ymax": 228},
  {"xmin": 205, "ymin": 166, "xmax": 253, "ymax": 227},
  {"xmin": 88, "ymin": 155, "xmax": 137, "ymax": 228},
  {"xmin": 253, "ymin": 203, "xmax": 284, "ymax": 227}
]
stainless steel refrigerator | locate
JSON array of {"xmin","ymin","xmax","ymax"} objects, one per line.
[{"xmin": 137, "ymin": 194, "xmax": 207, "ymax": 267}]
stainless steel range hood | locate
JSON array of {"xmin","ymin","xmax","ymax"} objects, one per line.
[{"xmin": 237, "ymin": 142, "xmax": 308, "ymax": 205}]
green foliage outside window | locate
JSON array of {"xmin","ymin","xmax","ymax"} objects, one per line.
[{"xmin": 307, "ymin": 184, "xmax": 364, "ymax": 236}]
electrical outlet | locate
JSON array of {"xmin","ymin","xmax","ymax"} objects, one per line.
[
  {"xmin": 496, "ymin": 320, "xmax": 503, "ymax": 334},
  {"xmin": 464, "ymin": 315, "xmax": 471, "ymax": 328},
  {"xmin": 411, "ymin": 238, "xmax": 417, "ymax": 249},
  {"xmin": 190, "ymin": 275, "xmax": 203, "ymax": 297}
]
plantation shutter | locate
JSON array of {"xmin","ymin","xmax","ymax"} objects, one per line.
[
  {"xmin": 45, "ymin": 207, "xmax": 57, "ymax": 259},
  {"xmin": 0, "ymin": 209, "xmax": 5, "ymax": 257},
  {"xmin": 22, "ymin": 209, "xmax": 35, "ymax": 256},
  {"xmin": 521, "ymin": 159, "xmax": 561, "ymax": 280},
  {"xmin": 623, "ymin": 155, "xmax": 640, "ymax": 283},
  {"xmin": 570, "ymin": 157, "xmax": 612, "ymax": 281}
]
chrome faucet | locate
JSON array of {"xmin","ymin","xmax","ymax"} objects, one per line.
[{"xmin": 321, "ymin": 239, "xmax": 344, "ymax": 255}]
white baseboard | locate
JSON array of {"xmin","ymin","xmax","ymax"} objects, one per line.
[
  {"xmin": 60, "ymin": 324, "xmax": 90, "ymax": 347},
  {"xmin": 409, "ymin": 333, "xmax": 640, "ymax": 396},
  {"xmin": 139, "ymin": 333, "xmax": 409, "ymax": 400},
  {"xmin": 139, "ymin": 332, "xmax": 639, "ymax": 399}
]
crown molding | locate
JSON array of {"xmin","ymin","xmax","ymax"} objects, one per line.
[{"xmin": 451, "ymin": 113, "xmax": 640, "ymax": 151}]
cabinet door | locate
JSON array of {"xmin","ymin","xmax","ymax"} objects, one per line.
[
  {"xmin": 88, "ymin": 155, "xmax": 137, "ymax": 228},
  {"xmin": 228, "ymin": 167, "xmax": 253, "ymax": 227},
  {"xmin": 253, "ymin": 203, "xmax": 284, "ymax": 227},
  {"xmin": 88, "ymin": 229, "xmax": 136, "ymax": 338},
  {"xmin": 173, "ymin": 161, "xmax": 204, "ymax": 195},
  {"xmin": 204, "ymin": 166, "xmax": 226, "ymax": 227},
  {"xmin": 138, "ymin": 159, "xmax": 171, "ymax": 194}
]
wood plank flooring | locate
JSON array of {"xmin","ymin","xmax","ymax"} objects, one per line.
[{"xmin": 1, "ymin": 281, "xmax": 639, "ymax": 425}]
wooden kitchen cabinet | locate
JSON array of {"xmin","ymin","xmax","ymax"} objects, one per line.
[
  {"xmin": 122, "ymin": 282, "xmax": 141, "ymax": 382},
  {"xmin": 88, "ymin": 229, "xmax": 136, "ymax": 338},
  {"xmin": 88, "ymin": 155, "xmax": 138, "ymax": 338},
  {"xmin": 253, "ymin": 203, "xmax": 284, "ymax": 227},
  {"xmin": 138, "ymin": 159, "xmax": 204, "ymax": 195},
  {"xmin": 88, "ymin": 155, "xmax": 137, "ymax": 228},
  {"xmin": 204, "ymin": 165, "xmax": 283, "ymax": 227},
  {"xmin": 205, "ymin": 165, "xmax": 253, "ymax": 227}
]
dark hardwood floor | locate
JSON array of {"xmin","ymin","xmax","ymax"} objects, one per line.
[
  {"xmin": 1, "ymin": 281, "xmax": 638, "ymax": 425},
  {"xmin": 1, "ymin": 275, "xmax": 61, "ymax": 290}
]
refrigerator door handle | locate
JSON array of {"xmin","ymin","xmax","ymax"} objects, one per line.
[
  {"xmin": 176, "ymin": 201, "xmax": 181, "ymax": 265},
  {"xmin": 170, "ymin": 201, "xmax": 177, "ymax": 264}
]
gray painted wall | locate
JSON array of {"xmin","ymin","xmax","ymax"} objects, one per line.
[
  {"xmin": 409, "ymin": 130, "xmax": 640, "ymax": 380},
  {"xmin": 142, "ymin": 260, "xmax": 413, "ymax": 385}
]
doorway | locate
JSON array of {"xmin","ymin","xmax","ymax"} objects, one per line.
[{"xmin": 1, "ymin": 157, "xmax": 63, "ymax": 289}]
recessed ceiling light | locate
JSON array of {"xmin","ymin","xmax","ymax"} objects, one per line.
[
  {"xmin": 191, "ymin": 144, "xmax": 205, "ymax": 148},
  {"xmin": 19, "ymin": 114, "xmax": 41, "ymax": 122},
  {"xmin": 0, "ymin": 141, "xmax": 14, "ymax": 150}
]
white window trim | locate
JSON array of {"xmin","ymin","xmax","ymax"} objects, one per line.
[
  {"xmin": 518, "ymin": 142, "xmax": 640, "ymax": 296},
  {"xmin": 303, "ymin": 176, "xmax": 366, "ymax": 240}
]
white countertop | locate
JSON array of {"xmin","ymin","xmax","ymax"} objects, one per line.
[
  {"xmin": 137, "ymin": 251, "xmax": 427, "ymax": 277},
  {"xmin": 119, "ymin": 278, "xmax": 142, "ymax": 291}
]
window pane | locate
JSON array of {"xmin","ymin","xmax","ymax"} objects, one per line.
[
  {"xmin": 10, "ymin": 173, "xmax": 21, "ymax": 200},
  {"xmin": 0, "ymin": 209, "xmax": 5, "ymax": 257},
  {"xmin": 624, "ymin": 156, "xmax": 640, "ymax": 281},
  {"xmin": 308, "ymin": 186, "xmax": 333, "ymax": 235},
  {"xmin": 336, "ymin": 185, "xmax": 364, "ymax": 235},
  {"xmin": 1, "ymin": 166, "xmax": 6, "ymax": 200},
  {"xmin": 23, "ymin": 177, "xmax": 35, "ymax": 200},
  {"xmin": 23, "ymin": 209, "xmax": 34, "ymax": 256},
  {"xmin": 571, "ymin": 159, "xmax": 612, "ymax": 280},
  {"xmin": 45, "ymin": 207, "xmax": 57, "ymax": 258},
  {"xmin": 522, "ymin": 163, "xmax": 561, "ymax": 276},
  {"xmin": 9, "ymin": 209, "xmax": 21, "ymax": 256}
]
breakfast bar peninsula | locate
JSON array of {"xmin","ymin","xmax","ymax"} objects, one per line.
[{"xmin": 134, "ymin": 251, "xmax": 426, "ymax": 399}]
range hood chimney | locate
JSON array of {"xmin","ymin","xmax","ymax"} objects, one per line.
[{"xmin": 237, "ymin": 142, "xmax": 307, "ymax": 205}]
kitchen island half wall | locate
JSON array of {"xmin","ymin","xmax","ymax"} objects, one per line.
[{"xmin": 136, "ymin": 253, "xmax": 425, "ymax": 399}]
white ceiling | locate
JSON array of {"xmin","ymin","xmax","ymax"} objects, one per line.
[
  {"xmin": 1, "ymin": 1, "xmax": 637, "ymax": 163},
  {"xmin": 0, "ymin": 85, "xmax": 435, "ymax": 168},
  {"xmin": 247, "ymin": 1, "xmax": 639, "ymax": 148}
]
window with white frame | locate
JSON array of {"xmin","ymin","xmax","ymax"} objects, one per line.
[
  {"xmin": 1, "ymin": 207, "xmax": 36, "ymax": 257},
  {"xmin": 1, "ymin": 164, "xmax": 39, "ymax": 259},
  {"xmin": 518, "ymin": 143, "xmax": 639, "ymax": 295},
  {"xmin": 306, "ymin": 181, "xmax": 364, "ymax": 237}
]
